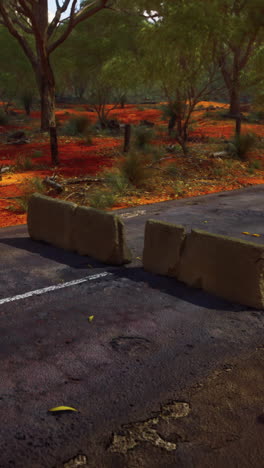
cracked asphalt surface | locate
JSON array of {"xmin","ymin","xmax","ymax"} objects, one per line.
[{"xmin": 0, "ymin": 185, "xmax": 264, "ymax": 468}]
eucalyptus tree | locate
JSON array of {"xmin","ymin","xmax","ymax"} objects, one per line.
[
  {"xmin": 213, "ymin": 0, "xmax": 264, "ymax": 117},
  {"xmin": 0, "ymin": 0, "xmax": 111, "ymax": 164},
  {"xmin": 139, "ymin": 1, "xmax": 221, "ymax": 154}
]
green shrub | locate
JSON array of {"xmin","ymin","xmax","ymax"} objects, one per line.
[
  {"xmin": 119, "ymin": 152, "xmax": 150, "ymax": 187},
  {"xmin": 249, "ymin": 159, "xmax": 262, "ymax": 170},
  {"xmin": 88, "ymin": 190, "xmax": 117, "ymax": 210},
  {"xmin": 164, "ymin": 164, "xmax": 179, "ymax": 177},
  {"xmin": 7, "ymin": 196, "xmax": 29, "ymax": 214},
  {"xmin": 134, "ymin": 126, "xmax": 154, "ymax": 150},
  {"xmin": 0, "ymin": 111, "xmax": 9, "ymax": 125},
  {"xmin": 227, "ymin": 133, "xmax": 257, "ymax": 160},
  {"xmin": 104, "ymin": 171, "xmax": 130, "ymax": 195},
  {"xmin": 14, "ymin": 156, "xmax": 34, "ymax": 171},
  {"xmin": 20, "ymin": 91, "xmax": 34, "ymax": 115},
  {"xmin": 247, "ymin": 110, "xmax": 264, "ymax": 123},
  {"xmin": 31, "ymin": 150, "xmax": 43, "ymax": 159},
  {"xmin": 7, "ymin": 177, "xmax": 46, "ymax": 213},
  {"xmin": 61, "ymin": 116, "xmax": 91, "ymax": 136},
  {"xmin": 24, "ymin": 176, "xmax": 46, "ymax": 194}
]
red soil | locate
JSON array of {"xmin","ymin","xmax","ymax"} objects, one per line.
[{"xmin": 1, "ymin": 101, "xmax": 264, "ymax": 228}]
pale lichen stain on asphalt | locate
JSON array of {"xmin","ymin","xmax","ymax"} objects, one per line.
[{"xmin": 108, "ymin": 401, "xmax": 190, "ymax": 454}]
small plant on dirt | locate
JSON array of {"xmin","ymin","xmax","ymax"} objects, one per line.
[
  {"xmin": 0, "ymin": 111, "xmax": 9, "ymax": 125},
  {"xmin": 119, "ymin": 152, "xmax": 151, "ymax": 187},
  {"xmin": 247, "ymin": 110, "xmax": 264, "ymax": 123},
  {"xmin": 164, "ymin": 164, "xmax": 179, "ymax": 178},
  {"xmin": 249, "ymin": 159, "xmax": 262, "ymax": 170},
  {"xmin": 172, "ymin": 181, "xmax": 186, "ymax": 196},
  {"xmin": 133, "ymin": 126, "xmax": 154, "ymax": 150},
  {"xmin": 212, "ymin": 167, "xmax": 225, "ymax": 177},
  {"xmin": 7, "ymin": 197, "xmax": 29, "ymax": 214},
  {"xmin": 7, "ymin": 177, "xmax": 46, "ymax": 213},
  {"xmin": 31, "ymin": 150, "xmax": 43, "ymax": 159},
  {"xmin": 14, "ymin": 155, "xmax": 34, "ymax": 171},
  {"xmin": 88, "ymin": 189, "xmax": 117, "ymax": 210},
  {"xmin": 20, "ymin": 91, "xmax": 34, "ymax": 115},
  {"xmin": 104, "ymin": 170, "xmax": 130, "ymax": 195},
  {"xmin": 61, "ymin": 116, "xmax": 91, "ymax": 137},
  {"xmin": 227, "ymin": 133, "xmax": 257, "ymax": 160}
]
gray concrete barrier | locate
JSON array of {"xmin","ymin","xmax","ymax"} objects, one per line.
[
  {"xmin": 71, "ymin": 205, "xmax": 132, "ymax": 265},
  {"xmin": 177, "ymin": 229, "xmax": 264, "ymax": 309},
  {"xmin": 143, "ymin": 219, "xmax": 186, "ymax": 276},
  {"xmin": 27, "ymin": 193, "xmax": 77, "ymax": 251},
  {"xmin": 27, "ymin": 194, "xmax": 132, "ymax": 265}
]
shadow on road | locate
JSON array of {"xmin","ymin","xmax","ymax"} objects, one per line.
[
  {"xmin": 110, "ymin": 266, "xmax": 249, "ymax": 313},
  {"xmin": 0, "ymin": 235, "xmax": 103, "ymax": 269}
]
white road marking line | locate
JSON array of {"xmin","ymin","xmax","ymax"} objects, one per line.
[{"xmin": 0, "ymin": 272, "xmax": 111, "ymax": 305}]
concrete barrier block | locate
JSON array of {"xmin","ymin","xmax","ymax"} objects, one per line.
[
  {"xmin": 178, "ymin": 229, "xmax": 264, "ymax": 309},
  {"xmin": 143, "ymin": 219, "xmax": 186, "ymax": 276},
  {"xmin": 27, "ymin": 193, "xmax": 77, "ymax": 250},
  {"xmin": 72, "ymin": 206, "xmax": 132, "ymax": 265}
]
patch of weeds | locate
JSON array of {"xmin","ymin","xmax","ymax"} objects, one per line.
[
  {"xmin": 88, "ymin": 189, "xmax": 117, "ymax": 210},
  {"xmin": 103, "ymin": 170, "xmax": 130, "ymax": 195},
  {"xmin": 134, "ymin": 126, "xmax": 154, "ymax": 150},
  {"xmin": 31, "ymin": 150, "xmax": 43, "ymax": 159},
  {"xmin": 227, "ymin": 133, "xmax": 257, "ymax": 161},
  {"xmin": 164, "ymin": 164, "xmax": 179, "ymax": 178},
  {"xmin": 6, "ymin": 177, "xmax": 46, "ymax": 214},
  {"xmin": 247, "ymin": 111, "xmax": 264, "ymax": 123},
  {"xmin": 248, "ymin": 159, "xmax": 262, "ymax": 170},
  {"xmin": 0, "ymin": 111, "xmax": 9, "ymax": 125},
  {"xmin": 61, "ymin": 116, "xmax": 91, "ymax": 137},
  {"xmin": 119, "ymin": 152, "xmax": 151, "ymax": 187},
  {"xmin": 212, "ymin": 166, "xmax": 225, "ymax": 177},
  {"xmin": 172, "ymin": 181, "xmax": 186, "ymax": 196},
  {"xmin": 14, "ymin": 155, "xmax": 34, "ymax": 171},
  {"xmin": 7, "ymin": 196, "xmax": 29, "ymax": 214}
]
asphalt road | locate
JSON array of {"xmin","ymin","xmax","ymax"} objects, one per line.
[{"xmin": 0, "ymin": 184, "xmax": 264, "ymax": 468}]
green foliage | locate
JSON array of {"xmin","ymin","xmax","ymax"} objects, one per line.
[
  {"xmin": 7, "ymin": 176, "xmax": 46, "ymax": 213},
  {"xmin": 227, "ymin": 133, "xmax": 257, "ymax": 160},
  {"xmin": 133, "ymin": 126, "xmax": 154, "ymax": 150},
  {"xmin": 31, "ymin": 150, "xmax": 43, "ymax": 158},
  {"xmin": 164, "ymin": 164, "xmax": 179, "ymax": 178},
  {"xmin": 20, "ymin": 90, "xmax": 34, "ymax": 115},
  {"xmin": 0, "ymin": 111, "xmax": 9, "ymax": 125},
  {"xmin": 61, "ymin": 116, "xmax": 91, "ymax": 137},
  {"xmin": 104, "ymin": 170, "xmax": 130, "ymax": 195},
  {"xmin": 88, "ymin": 190, "xmax": 117, "ymax": 210},
  {"xmin": 14, "ymin": 156, "xmax": 34, "ymax": 171},
  {"xmin": 119, "ymin": 152, "xmax": 150, "ymax": 187},
  {"xmin": 247, "ymin": 110, "xmax": 264, "ymax": 123},
  {"xmin": 249, "ymin": 159, "xmax": 262, "ymax": 170}
]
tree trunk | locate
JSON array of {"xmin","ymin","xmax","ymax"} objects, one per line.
[
  {"xmin": 37, "ymin": 62, "xmax": 59, "ymax": 165},
  {"xmin": 123, "ymin": 124, "xmax": 131, "ymax": 152},
  {"xmin": 229, "ymin": 86, "xmax": 241, "ymax": 117}
]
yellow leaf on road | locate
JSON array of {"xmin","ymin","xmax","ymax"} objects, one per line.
[
  {"xmin": 88, "ymin": 315, "xmax": 94, "ymax": 322},
  {"xmin": 48, "ymin": 406, "xmax": 78, "ymax": 412},
  {"xmin": 136, "ymin": 257, "xmax": 141, "ymax": 260},
  {"xmin": 252, "ymin": 234, "xmax": 261, "ymax": 237},
  {"xmin": 242, "ymin": 232, "xmax": 250, "ymax": 235}
]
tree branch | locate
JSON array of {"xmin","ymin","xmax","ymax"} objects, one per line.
[{"xmin": 48, "ymin": 0, "xmax": 109, "ymax": 53}]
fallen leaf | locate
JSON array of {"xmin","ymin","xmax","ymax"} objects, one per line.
[
  {"xmin": 203, "ymin": 221, "xmax": 208, "ymax": 223},
  {"xmin": 252, "ymin": 234, "xmax": 261, "ymax": 237},
  {"xmin": 136, "ymin": 257, "xmax": 141, "ymax": 260},
  {"xmin": 48, "ymin": 406, "xmax": 78, "ymax": 413},
  {"xmin": 88, "ymin": 315, "xmax": 94, "ymax": 322},
  {"xmin": 242, "ymin": 232, "xmax": 250, "ymax": 235}
]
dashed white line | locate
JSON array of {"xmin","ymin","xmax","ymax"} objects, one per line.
[{"xmin": 0, "ymin": 272, "xmax": 111, "ymax": 305}]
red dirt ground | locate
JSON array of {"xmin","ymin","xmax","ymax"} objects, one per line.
[{"xmin": 0, "ymin": 101, "xmax": 264, "ymax": 228}]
